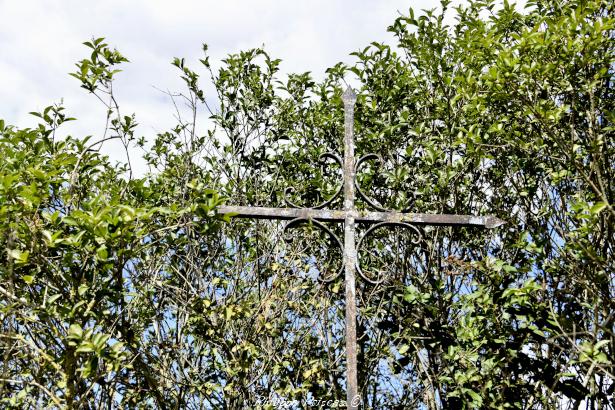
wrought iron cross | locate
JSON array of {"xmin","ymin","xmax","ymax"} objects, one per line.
[{"xmin": 219, "ymin": 87, "xmax": 504, "ymax": 409}]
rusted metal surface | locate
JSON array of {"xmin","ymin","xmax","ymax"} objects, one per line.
[
  {"xmin": 342, "ymin": 87, "xmax": 359, "ymax": 409},
  {"xmin": 218, "ymin": 206, "xmax": 505, "ymax": 229},
  {"xmin": 218, "ymin": 86, "xmax": 504, "ymax": 409}
]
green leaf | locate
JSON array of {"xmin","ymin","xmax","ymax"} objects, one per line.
[
  {"xmin": 8, "ymin": 249, "xmax": 29, "ymax": 264},
  {"xmin": 76, "ymin": 342, "xmax": 95, "ymax": 353},
  {"xmin": 78, "ymin": 284, "xmax": 89, "ymax": 296},
  {"xmin": 590, "ymin": 201, "xmax": 608, "ymax": 215},
  {"xmin": 47, "ymin": 294, "xmax": 62, "ymax": 305},
  {"xmin": 68, "ymin": 324, "xmax": 83, "ymax": 341}
]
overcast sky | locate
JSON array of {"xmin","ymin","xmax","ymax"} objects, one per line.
[{"xmin": 0, "ymin": 0, "xmax": 443, "ymax": 173}]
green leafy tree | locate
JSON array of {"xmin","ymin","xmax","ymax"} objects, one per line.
[{"xmin": 2, "ymin": 0, "xmax": 614, "ymax": 408}]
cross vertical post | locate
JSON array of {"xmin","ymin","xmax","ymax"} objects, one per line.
[{"xmin": 342, "ymin": 87, "xmax": 359, "ymax": 408}]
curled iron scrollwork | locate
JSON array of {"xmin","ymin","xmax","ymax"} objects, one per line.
[
  {"xmin": 283, "ymin": 152, "xmax": 343, "ymax": 209},
  {"xmin": 282, "ymin": 217, "xmax": 344, "ymax": 283},
  {"xmin": 281, "ymin": 148, "xmax": 423, "ymax": 285},
  {"xmin": 355, "ymin": 222, "xmax": 422, "ymax": 285},
  {"xmin": 355, "ymin": 153, "xmax": 411, "ymax": 213}
]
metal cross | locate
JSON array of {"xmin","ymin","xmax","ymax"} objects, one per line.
[{"xmin": 218, "ymin": 87, "xmax": 504, "ymax": 409}]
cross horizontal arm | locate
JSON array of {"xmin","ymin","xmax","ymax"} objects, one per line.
[{"xmin": 218, "ymin": 205, "xmax": 505, "ymax": 229}]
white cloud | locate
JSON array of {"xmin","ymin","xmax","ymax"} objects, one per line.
[{"xmin": 0, "ymin": 0, "xmax": 445, "ymax": 174}]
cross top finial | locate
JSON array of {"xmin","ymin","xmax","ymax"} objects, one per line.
[{"xmin": 342, "ymin": 86, "xmax": 357, "ymax": 106}]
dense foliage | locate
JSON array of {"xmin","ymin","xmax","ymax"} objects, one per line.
[{"xmin": 1, "ymin": 0, "xmax": 614, "ymax": 408}]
